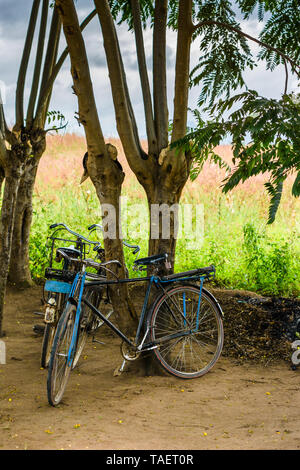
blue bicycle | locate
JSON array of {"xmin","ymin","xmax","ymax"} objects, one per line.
[{"xmin": 47, "ymin": 252, "xmax": 224, "ymax": 406}]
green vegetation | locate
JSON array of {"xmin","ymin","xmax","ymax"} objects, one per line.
[{"xmin": 29, "ymin": 151, "xmax": 299, "ymax": 297}]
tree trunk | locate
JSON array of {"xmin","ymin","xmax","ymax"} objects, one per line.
[
  {"xmin": 0, "ymin": 159, "xmax": 24, "ymax": 336},
  {"xmin": 56, "ymin": 0, "xmax": 138, "ymax": 336},
  {"xmin": 146, "ymin": 0, "xmax": 193, "ymax": 269},
  {"xmin": 94, "ymin": 0, "xmax": 194, "ymax": 273},
  {"xmin": 0, "ymin": 166, "xmax": 4, "ymax": 194},
  {"xmin": 147, "ymin": 187, "xmax": 182, "ymax": 268},
  {"xmin": 146, "ymin": 147, "xmax": 191, "ymax": 271},
  {"xmin": 8, "ymin": 157, "xmax": 40, "ymax": 287}
]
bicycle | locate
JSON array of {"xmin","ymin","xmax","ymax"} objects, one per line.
[
  {"xmin": 42, "ymin": 223, "xmax": 141, "ymax": 369},
  {"xmin": 46, "ymin": 251, "xmax": 224, "ymax": 406},
  {"xmin": 41, "ymin": 223, "xmax": 106, "ymax": 368}
]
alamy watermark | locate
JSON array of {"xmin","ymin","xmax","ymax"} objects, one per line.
[{"xmin": 95, "ymin": 197, "xmax": 204, "ymax": 250}]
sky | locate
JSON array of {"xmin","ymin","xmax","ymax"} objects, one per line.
[{"xmin": 0, "ymin": 0, "xmax": 298, "ymax": 139}]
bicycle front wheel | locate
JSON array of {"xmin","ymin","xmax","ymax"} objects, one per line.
[
  {"xmin": 41, "ymin": 292, "xmax": 67, "ymax": 369},
  {"xmin": 47, "ymin": 303, "xmax": 76, "ymax": 406},
  {"xmin": 149, "ymin": 285, "xmax": 224, "ymax": 379},
  {"xmin": 41, "ymin": 324, "xmax": 56, "ymax": 369}
]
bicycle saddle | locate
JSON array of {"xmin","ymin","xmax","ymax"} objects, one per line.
[{"xmin": 134, "ymin": 253, "xmax": 168, "ymax": 266}]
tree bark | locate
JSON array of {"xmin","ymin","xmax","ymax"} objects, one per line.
[
  {"xmin": 0, "ymin": 158, "xmax": 25, "ymax": 336},
  {"xmin": 7, "ymin": 161, "xmax": 37, "ymax": 287},
  {"xmin": 56, "ymin": 0, "xmax": 138, "ymax": 335},
  {"xmin": 145, "ymin": 0, "xmax": 193, "ymax": 267},
  {"xmin": 93, "ymin": 0, "xmax": 194, "ymax": 273},
  {"xmin": 8, "ymin": 137, "xmax": 45, "ymax": 287},
  {"xmin": 0, "ymin": 165, "xmax": 4, "ymax": 194},
  {"xmin": 130, "ymin": 0, "xmax": 157, "ymax": 158},
  {"xmin": 153, "ymin": 0, "xmax": 169, "ymax": 151}
]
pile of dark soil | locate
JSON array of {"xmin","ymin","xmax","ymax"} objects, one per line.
[
  {"xmin": 33, "ymin": 281, "xmax": 300, "ymax": 367},
  {"xmin": 128, "ymin": 282, "xmax": 300, "ymax": 365},
  {"xmin": 212, "ymin": 288, "xmax": 300, "ymax": 364}
]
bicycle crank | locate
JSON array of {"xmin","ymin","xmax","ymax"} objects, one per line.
[{"xmin": 120, "ymin": 340, "xmax": 141, "ymax": 361}]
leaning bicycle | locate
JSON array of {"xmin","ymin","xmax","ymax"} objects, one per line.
[
  {"xmin": 41, "ymin": 223, "xmax": 107, "ymax": 368},
  {"xmin": 41, "ymin": 223, "xmax": 140, "ymax": 368},
  {"xmin": 46, "ymin": 252, "xmax": 224, "ymax": 406}
]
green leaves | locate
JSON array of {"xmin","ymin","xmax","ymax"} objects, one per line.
[
  {"xmin": 174, "ymin": 90, "xmax": 300, "ymax": 224},
  {"xmin": 46, "ymin": 109, "xmax": 66, "ymax": 132},
  {"xmin": 265, "ymin": 180, "xmax": 284, "ymax": 224},
  {"xmin": 292, "ymin": 173, "xmax": 300, "ymax": 197},
  {"xmin": 257, "ymin": 1, "xmax": 300, "ymax": 70},
  {"xmin": 190, "ymin": 0, "xmax": 256, "ymax": 107},
  {"xmin": 108, "ymin": 0, "xmax": 154, "ymax": 29}
]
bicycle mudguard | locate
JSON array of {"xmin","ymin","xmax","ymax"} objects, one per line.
[{"xmin": 44, "ymin": 280, "xmax": 72, "ymax": 295}]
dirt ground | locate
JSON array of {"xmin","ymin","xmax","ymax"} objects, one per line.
[{"xmin": 1, "ymin": 284, "xmax": 300, "ymax": 451}]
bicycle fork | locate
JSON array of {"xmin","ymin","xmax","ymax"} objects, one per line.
[{"xmin": 66, "ymin": 271, "xmax": 87, "ymax": 367}]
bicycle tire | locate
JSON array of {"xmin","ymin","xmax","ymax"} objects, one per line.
[
  {"xmin": 41, "ymin": 324, "xmax": 56, "ymax": 369},
  {"xmin": 148, "ymin": 284, "xmax": 224, "ymax": 379},
  {"xmin": 47, "ymin": 303, "xmax": 76, "ymax": 406},
  {"xmin": 72, "ymin": 290, "xmax": 96, "ymax": 368},
  {"xmin": 41, "ymin": 292, "xmax": 67, "ymax": 369}
]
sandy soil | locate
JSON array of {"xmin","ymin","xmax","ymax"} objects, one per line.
[{"xmin": 1, "ymin": 285, "xmax": 300, "ymax": 451}]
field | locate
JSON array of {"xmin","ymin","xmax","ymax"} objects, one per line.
[{"xmin": 31, "ymin": 133, "xmax": 300, "ymax": 297}]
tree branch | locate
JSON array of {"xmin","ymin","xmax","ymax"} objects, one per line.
[
  {"xmin": 130, "ymin": 0, "xmax": 157, "ymax": 157},
  {"xmin": 34, "ymin": 9, "xmax": 97, "ymax": 128},
  {"xmin": 94, "ymin": 0, "xmax": 151, "ymax": 176},
  {"xmin": 192, "ymin": 18, "xmax": 300, "ymax": 91},
  {"xmin": 15, "ymin": 0, "xmax": 40, "ymax": 129},
  {"xmin": 0, "ymin": 103, "xmax": 8, "ymax": 164},
  {"xmin": 171, "ymin": 0, "xmax": 194, "ymax": 143},
  {"xmin": 26, "ymin": 0, "xmax": 49, "ymax": 129},
  {"xmin": 41, "ymin": 17, "xmax": 62, "ymax": 127},
  {"xmin": 55, "ymin": 0, "xmax": 108, "ymax": 157},
  {"xmin": 153, "ymin": 0, "xmax": 169, "ymax": 151},
  {"xmin": 35, "ymin": 5, "xmax": 61, "ymax": 128}
]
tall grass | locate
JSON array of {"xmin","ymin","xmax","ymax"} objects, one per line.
[{"xmin": 29, "ymin": 134, "xmax": 300, "ymax": 297}]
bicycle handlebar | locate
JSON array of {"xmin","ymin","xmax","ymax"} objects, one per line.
[
  {"xmin": 87, "ymin": 224, "xmax": 140, "ymax": 254},
  {"xmin": 49, "ymin": 223, "xmax": 100, "ymax": 246},
  {"xmin": 122, "ymin": 241, "xmax": 140, "ymax": 254},
  {"xmin": 88, "ymin": 223, "xmax": 103, "ymax": 232}
]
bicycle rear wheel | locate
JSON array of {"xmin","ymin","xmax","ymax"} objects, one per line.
[
  {"xmin": 72, "ymin": 288, "xmax": 114, "ymax": 368},
  {"xmin": 72, "ymin": 290, "xmax": 96, "ymax": 368},
  {"xmin": 47, "ymin": 303, "xmax": 76, "ymax": 406},
  {"xmin": 149, "ymin": 285, "xmax": 223, "ymax": 379}
]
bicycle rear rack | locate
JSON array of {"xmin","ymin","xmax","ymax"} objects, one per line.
[{"xmin": 45, "ymin": 267, "xmax": 76, "ymax": 283}]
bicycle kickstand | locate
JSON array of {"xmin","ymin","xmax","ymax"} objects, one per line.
[
  {"xmin": 92, "ymin": 336, "xmax": 106, "ymax": 345},
  {"xmin": 114, "ymin": 359, "xmax": 128, "ymax": 376}
]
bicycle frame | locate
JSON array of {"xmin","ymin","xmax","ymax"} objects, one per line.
[{"xmin": 80, "ymin": 272, "xmax": 207, "ymax": 354}]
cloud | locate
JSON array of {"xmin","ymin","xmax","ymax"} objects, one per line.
[
  {"xmin": 0, "ymin": 1, "xmax": 296, "ymax": 139},
  {"xmin": 0, "ymin": 0, "xmax": 31, "ymax": 31}
]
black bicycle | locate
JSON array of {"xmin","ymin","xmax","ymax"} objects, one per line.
[
  {"xmin": 41, "ymin": 223, "xmax": 109, "ymax": 368},
  {"xmin": 41, "ymin": 223, "xmax": 141, "ymax": 369},
  {"xmin": 46, "ymin": 250, "xmax": 224, "ymax": 406}
]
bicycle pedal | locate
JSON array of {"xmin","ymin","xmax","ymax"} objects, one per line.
[{"xmin": 33, "ymin": 311, "xmax": 44, "ymax": 316}]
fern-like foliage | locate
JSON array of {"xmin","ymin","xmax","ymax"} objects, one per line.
[
  {"xmin": 108, "ymin": 0, "xmax": 154, "ymax": 29},
  {"xmin": 190, "ymin": 0, "xmax": 256, "ymax": 107},
  {"xmin": 172, "ymin": 90, "xmax": 300, "ymax": 223},
  {"xmin": 258, "ymin": 1, "xmax": 300, "ymax": 71}
]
